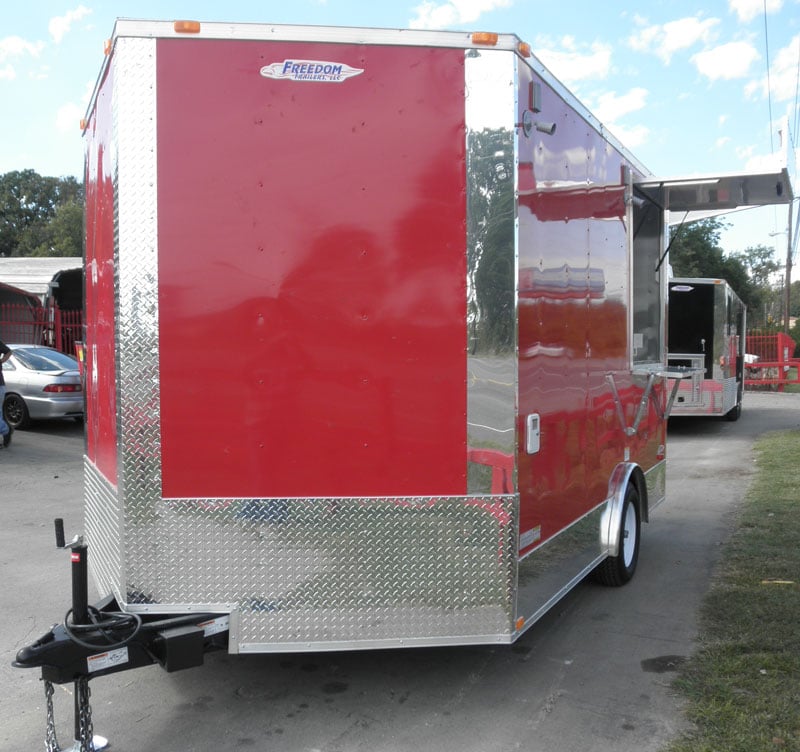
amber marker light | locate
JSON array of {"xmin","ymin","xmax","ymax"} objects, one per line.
[
  {"xmin": 515, "ymin": 617, "xmax": 525, "ymax": 631},
  {"xmin": 471, "ymin": 31, "xmax": 499, "ymax": 46},
  {"xmin": 79, "ymin": 118, "xmax": 87, "ymax": 130},
  {"xmin": 517, "ymin": 41, "xmax": 532, "ymax": 57},
  {"xmin": 174, "ymin": 20, "xmax": 201, "ymax": 34},
  {"xmin": 103, "ymin": 39, "xmax": 112, "ymax": 55}
]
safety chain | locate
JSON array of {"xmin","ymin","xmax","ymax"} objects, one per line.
[
  {"xmin": 44, "ymin": 679, "xmax": 60, "ymax": 752},
  {"xmin": 43, "ymin": 677, "xmax": 96, "ymax": 752},
  {"xmin": 76, "ymin": 675, "xmax": 95, "ymax": 752}
]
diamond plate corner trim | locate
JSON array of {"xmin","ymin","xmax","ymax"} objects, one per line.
[
  {"xmin": 84, "ymin": 458, "xmax": 124, "ymax": 604},
  {"xmin": 644, "ymin": 459, "xmax": 666, "ymax": 513},
  {"xmin": 112, "ymin": 36, "xmax": 163, "ymax": 598}
]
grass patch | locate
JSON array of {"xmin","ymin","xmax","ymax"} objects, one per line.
[
  {"xmin": 666, "ymin": 430, "xmax": 800, "ymax": 752},
  {"xmin": 783, "ymin": 367, "xmax": 800, "ymax": 394}
]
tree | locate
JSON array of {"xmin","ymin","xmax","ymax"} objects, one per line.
[
  {"xmin": 668, "ymin": 218, "xmax": 759, "ymax": 312},
  {"xmin": 19, "ymin": 200, "xmax": 83, "ymax": 256},
  {"xmin": 0, "ymin": 170, "xmax": 83, "ymax": 257},
  {"xmin": 735, "ymin": 244, "xmax": 780, "ymax": 287},
  {"xmin": 467, "ymin": 128, "xmax": 515, "ymax": 352},
  {"xmin": 790, "ymin": 280, "xmax": 800, "ymax": 318}
]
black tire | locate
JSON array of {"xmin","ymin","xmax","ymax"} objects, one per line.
[
  {"xmin": 725, "ymin": 401, "xmax": 742, "ymax": 421},
  {"xmin": 725, "ymin": 387, "xmax": 743, "ymax": 422},
  {"xmin": 594, "ymin": 484, "xmax": 641, "ymax": 587},
  {"xmin": 3, "ymin": 393, "xmax": 31, "ymax": 430}
]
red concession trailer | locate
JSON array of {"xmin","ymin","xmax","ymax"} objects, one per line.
[{"xmin": 14, "ymin": 18, "xmax": 793, "ymax": 748}]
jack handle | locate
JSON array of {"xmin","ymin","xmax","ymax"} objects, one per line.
[{"xmin": 54, "ymin": 518, "xmax": 89, "ymax": 626}]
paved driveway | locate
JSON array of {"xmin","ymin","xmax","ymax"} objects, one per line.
[{"xmin": 2, "ymin": 392, "xmax": 799, "ymax": 752}]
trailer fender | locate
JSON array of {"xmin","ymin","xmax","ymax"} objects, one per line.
[{"xmin": 600, "ymin": 463, "xmax": 647, "ymax": 558}]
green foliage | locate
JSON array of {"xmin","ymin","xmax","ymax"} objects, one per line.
[
  {"xmin": 669, "ymin": 218, "xmax": 752, "ymax": 302},
  {"xmin": 668, "ymin": 218, "xmax": 728, "ymax": 277},
  {"xmin": 789, "ymin": 321, "xmax": 800, "ymax": 357},
  {"xmin": 0, "ymin": 170, "xmax": 83, "ymax": 257},
  {"xmin": 669, "ymin": 219, "xmax": 785, "ymax": 326},
  {"xmin": 790, "ymin": 280, "xmax": 800, "ymax": 318},
  {"xmin": 667, "ymin": 431, "xmax": 800, "ymax": 752},
  {"xmin": 467, "ymin": 128, "xmax": 515, "ymax": 352},
  {"xmin": 22, "ymin": 201, "xmax": 83, "ymax": 257}
]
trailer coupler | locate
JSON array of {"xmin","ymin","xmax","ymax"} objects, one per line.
[{"xmin": 13, "ymin": 520, "xmax": 229, "ymax": 751}]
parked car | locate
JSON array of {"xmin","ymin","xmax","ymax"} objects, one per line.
[{"xmin": 1, "ymin": 344, "xmax": 83, "ymax": 429}]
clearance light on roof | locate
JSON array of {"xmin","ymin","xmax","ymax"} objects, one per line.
[
  {"xmin": 103, "ymin": 39, "xmax": 112, "ymax": 55},
  {"xmin": 174, "ymin": 20, "xmax": 201, "ymax": 34},
  {"xmin": 517, "ymin": 41, "xmax": 531, "ymax": 57},
  {"xmin": 471, "ymin": 32, "xmax": 499, "ymax": 46}
]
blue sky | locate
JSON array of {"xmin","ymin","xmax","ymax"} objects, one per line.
[{"xmin": 1, "ymin": 1, "xmax": 798, "ymax": 260}]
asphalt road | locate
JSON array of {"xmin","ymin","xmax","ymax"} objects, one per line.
[{"xmin": 2, "ymin": 392, "xmax": 799, "ymax": 752}]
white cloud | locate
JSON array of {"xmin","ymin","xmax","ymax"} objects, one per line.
[
  {"xmin": 592, "ymin": 87, "xmax": 648, "ymax": 123},
  {"xmin": 605, "ymin": 122, "xmax": 649, "ymax": 149},
  {"xmin": 629, "ymin": 16, "xmax": 719, "ymax": 64},
  {"xmin": 534, "ymin": 37, "xmax": 613, "ymax": 87},
  {"xmin": 56, "ymin": 102, "xmax": 83, "ymax": 133},
  {"xmin": 56, "ymin": 80, "xmax": 94, "ymax": 133},
  {"xmin": 409, "ymin": 0, "xmax": 512, "ymax": 29},
  {"xmin": 49, "ymin": 5, "xmax": 92, "ymax": 44},
  {"xmin": 718, "ymin": 114, "xmax": 728, "ymax": 126},
  {"xmin": 743, "ymin": 150, "xmax": 784, "ymax": 172},
  {"xmin": 585, "ymin": 89, "xmax": 648, "ymax": 149},
  {"xmin": 728, "ymin": 0, "xmax": 783, "ymax": 23},
  {"xmin": 0, "ymin": 35, "xmax": 45, "ymax": 80},
  {"xmin": 735, "ymin": 144, "xmax": 756, "ymax": 161},
  {"xmin": 745, "ymin": 34, "xmax": 800, "ymax": 101},
  {"xmin": 0, "ymin": 35, "xmax": 45, "ymax": 62},
  {"xmin": 691, "ymin": 41, "xmax": 760, "ymax": 80},
  {"xmin": 716, "ymin": 136, "xmax": 732, "ymax": 148}
]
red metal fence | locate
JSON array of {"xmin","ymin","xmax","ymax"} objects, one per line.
[
  {"xmin": 3, "ymin": 300, "xmax": 798, "ymax": 391},
  {"xmin": 745, "ymin": 333, "xmax": 800, "ymax": 391},
  {"xmin": 0, "ymin": 303, "xmax": 83, "ymax": 356}
]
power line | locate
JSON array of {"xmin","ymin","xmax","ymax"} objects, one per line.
[
  {"xmin": 793, "ymin": 35, "xmax": 800, "ymax": 149},
  {"xmin": 763, "ymin": 0, "xmax": 775, "ymax": 154}
]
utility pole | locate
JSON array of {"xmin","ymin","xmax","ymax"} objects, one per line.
[{"xmin": 786, "ymin": 201, "xmax": 793, "ymax": 335}]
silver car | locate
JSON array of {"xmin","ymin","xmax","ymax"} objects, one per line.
[{"xmin": 2, "ymin": 345, "xmax": 83, "ymax": 429}]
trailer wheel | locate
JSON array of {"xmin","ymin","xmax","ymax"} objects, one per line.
[
  {"xmin": 3, "ymin": 393, "xmax": 30, "ymax": 430},
  {"xmin": 725, "ymin": 387, "xmax": 743, "ymax": 422},
  {"xmin": 594, "ymin": 484, "xmax": 640, "ymax": 587}
]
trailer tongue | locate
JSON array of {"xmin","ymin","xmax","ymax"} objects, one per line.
[{"xmin": 13, "ymin": 17, "xmax": 793, "ymax": 751}]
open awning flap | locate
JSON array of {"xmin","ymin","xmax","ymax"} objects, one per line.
[{"xmin": 636, "ymin": 167, "xmax": 794, "ymax": 226}]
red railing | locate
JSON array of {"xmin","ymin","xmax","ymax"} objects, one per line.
[
  {"xmin": 0, "ymin": 303, "xmax": 83, "ymax": 356},
  {"xmin": 745, "ymin": 333, "xmax": 800, "ymax": 391}
]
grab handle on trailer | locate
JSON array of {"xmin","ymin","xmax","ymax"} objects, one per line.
[{"xmin": 606, "ymin": 367, "xmax": 694, "ymax": 436}]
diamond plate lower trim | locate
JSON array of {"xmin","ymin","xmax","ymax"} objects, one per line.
[
  {"xmin": 644, "ymin": 459, "xmax": 666, "ymax": 513},
  {"xmin": 113, "ymin": 494, "xmax": 518, "ymax": 647},
  {"xmin": 85, "ymin": 459, "xmax": 124, "ymax": 604}
]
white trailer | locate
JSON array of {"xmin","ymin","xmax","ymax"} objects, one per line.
[{"xmin": 668, "ymin": 278, "xmax": 747, "ymax": 420}]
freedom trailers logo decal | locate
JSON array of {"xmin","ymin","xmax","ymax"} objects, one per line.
[{"xmin": 260, "ymin": 60, "xmax": 364, "ymax": 83}]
